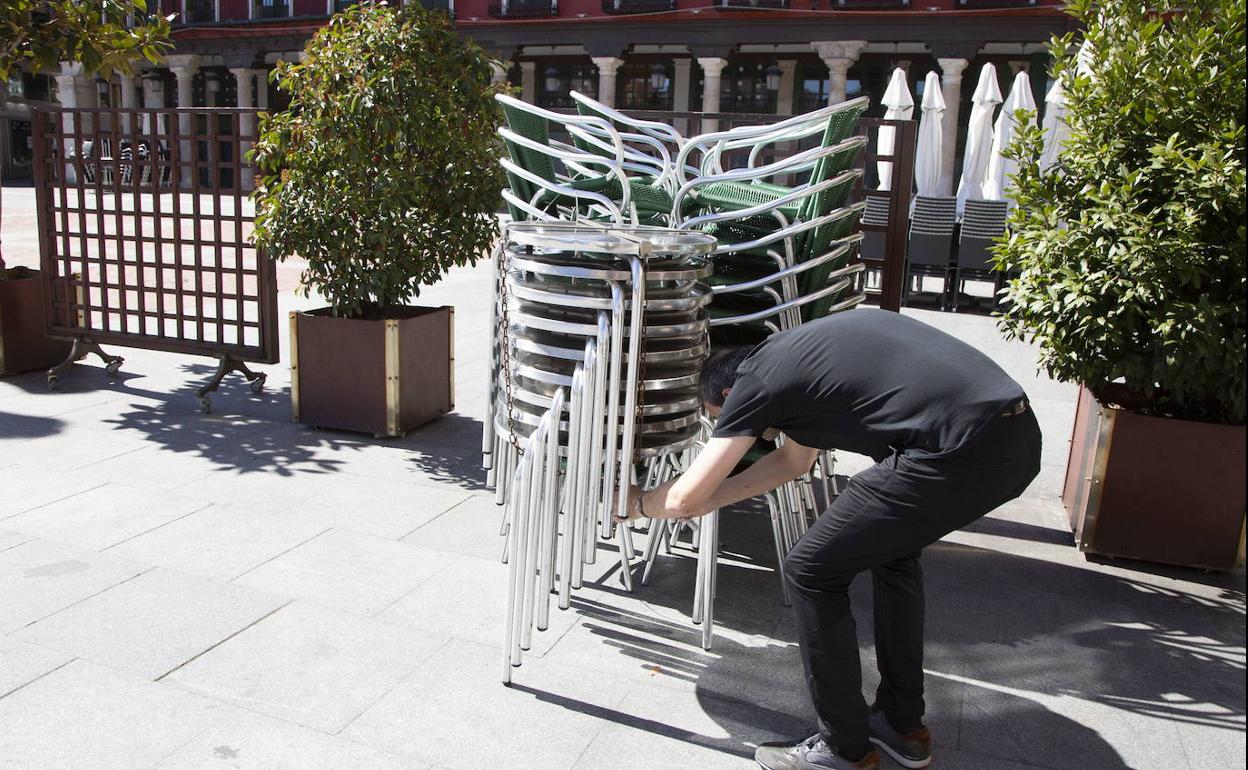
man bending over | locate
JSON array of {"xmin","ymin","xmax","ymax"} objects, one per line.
[{"xmin": 617, "ymin": 308, "xmax": 1041, "ymax": 770}]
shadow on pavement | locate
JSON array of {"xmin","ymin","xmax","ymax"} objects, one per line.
[
  {"xmin": 517, "ymin": 509, "xmax": 1244, "ymax": 769},
  {"xmin": 403, "ymin": 412, "xmax": 489, "ymax": 491},
  {"xmin": 98, "ymin": 363, "xmax": 365, "ymax": 475},
  {"xmin": 0, "ymin": 410, "xmax": 65, "ymax": 440}
]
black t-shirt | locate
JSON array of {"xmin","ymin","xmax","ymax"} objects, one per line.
[{"xmin": 711, "ymin": 309, "xmax": 1027, "ymax": 460}]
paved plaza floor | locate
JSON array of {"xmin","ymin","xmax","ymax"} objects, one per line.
[{"xmin": 1, "ymin": 185, "xmax": 1245, "ymax": 769}]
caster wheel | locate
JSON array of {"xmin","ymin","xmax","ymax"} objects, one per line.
[
  {"xmin": 250, "ymin": 374, "xmax": 267, "ymax": 394},
  {"xmin": 199, "ymin": 395, "xmax": 212, "ymax": 414},
  {"xmin": 105, "ymin": 361, "xmax": 122, "ymax": 379},
  {"xmin": 47, "ymin": 375, "xmax": 59, "ymax": 390}
]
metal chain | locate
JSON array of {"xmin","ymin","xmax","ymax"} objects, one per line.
[{"xmin": 499, "ymin": 237, "xmax": 521, "ymax": 454}]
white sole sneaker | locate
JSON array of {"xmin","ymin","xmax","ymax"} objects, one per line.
[{"xmin": 868, "ymin": 736, "xmax": 932, "ymax": 769}]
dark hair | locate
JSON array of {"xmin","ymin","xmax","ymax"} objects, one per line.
[{"xmin": 699, "ymin": 347, "xmax": 753, "ymax": 407}]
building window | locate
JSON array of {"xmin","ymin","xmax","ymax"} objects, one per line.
[
  {"xmin": 537, "ymin": 61, "xmax": 596, "ymax": 109},
  {"xmin": 185, "ymin": 0, "xmax": 215, "ymax": 23},
  {"xmin": 619, "ymin": 61, "xmax": 673, "ymax": 111},
  {"xmin": 255, "ymin": 0, "xmax": 290, "ymax": 18},
  {"xmin": 721, "ymin": 62, "xmax": 777, "ymax": 114}
]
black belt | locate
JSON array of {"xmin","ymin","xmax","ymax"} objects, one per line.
[{"xmin": 1001, "ymin": 399, "xmax": 1030, "ymax": 417}]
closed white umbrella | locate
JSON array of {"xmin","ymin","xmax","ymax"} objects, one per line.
[
  {"xmin": 1041, "ymin": 41, "xmax": 1093, "ymax": 170},
  {"xmin": 876, "ymin": 67, "xmax": 915, "ymax": 191},
  {"xmin": 1039, "ymin": 78, "xmax": 1067, "ymax": 170},
  {"xmin": 913, "ymin": 71, "xmax": 946, "ymax": 196},
  {"xmin": 984, "ymin": 70, "xmax": 1037, "ymax": 203},
  {"xmin": 955, "ymin": 63, "xmax": 1002, "ymax": 214}
]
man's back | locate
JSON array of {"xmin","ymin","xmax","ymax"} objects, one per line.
[{"xmin": 712, "ymin": 309, "xmax": 1026, "ymax": 459}]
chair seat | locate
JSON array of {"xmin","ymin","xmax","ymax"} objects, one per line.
[
  {"xmin": 693, "ymin": 180, "xmax": 803, "ymax": 221},
  {"xmin": 556, "ymin": 177, "xmax": 673, "ymax": 214}
]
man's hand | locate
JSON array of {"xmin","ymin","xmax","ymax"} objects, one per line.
[{"xmin": 612, "ymin": 485, "xmax": 643, "ymax": 523}]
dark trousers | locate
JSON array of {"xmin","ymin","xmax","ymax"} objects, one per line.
[{"xmin": 783, "ymin": 408, "xmax": 1042, "ymax": 754}]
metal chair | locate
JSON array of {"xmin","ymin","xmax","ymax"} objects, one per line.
[
  {"xmin": 497, "ymin": 94, "xmax": 674, "ymax": 226},
  {"xmin": 904, "ymin": 195, "xmax": 957, "ymax": 308},
  {"xmin": 953, "ymin": 198, "xmax": 1009, "ymax": 311}
]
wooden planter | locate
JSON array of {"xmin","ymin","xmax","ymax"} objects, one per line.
[
  {"xmin": 0, "ymin": 270, "xmax": 72, "ymax": 376},
  {"xmin": 1063, "ymin": 386, "xmax": 1246, "ymax": 570},
  {"xmin": 290, "ymin": 306, "xmax": 454, "ymax": 437}
]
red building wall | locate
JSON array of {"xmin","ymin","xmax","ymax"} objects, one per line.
[
  {"xmin": 294, "ymin": 0, "xmax": 330, "ymax": 15},
  {"xmin": 219, "ymin": 0, "xmax": 252, "ymax": 20}
]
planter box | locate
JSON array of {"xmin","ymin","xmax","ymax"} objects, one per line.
[
  {"xmin": 0, "ymin": 271, "xmax": 72, "ymax": 376},
  {"xmin": 1063, "ymin": 386, "xmax": 1246, "ymax": 570},
  {"xmin": 290, "ymin": 306, "xmax": 454, "ymax": 437}
]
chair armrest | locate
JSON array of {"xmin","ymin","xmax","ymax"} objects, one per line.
[{"xmin": 708, "ymin": 276, "xmax": 862, "ymax": 326}]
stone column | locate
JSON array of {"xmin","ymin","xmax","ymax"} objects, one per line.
[
  {"xmin": 936, "ymin": 57, "xmax": 970, "ymax": 195},
  {"xmin": 490, "ymin": 60, "xmax": 512, "ymax": 88},
  {"xmin": 55, "ymin": 63, "xmax": 84, "ymax": 182},
  {"xmin": 166, "ymin": 54, "xmax": 199, "ymax": 188},
  {"xmin": 591, "ymin": 56, "xmax": 624, "ymax": 108},
  {"xmin": 671, "ymin": 58, "xmax": 692, "ymax": 137},
  {"xmin": 775, "ymin": 59, "xmax": 797, "ymax": 116},
  {"xmin": 56, "ymin": 62, "xmax": 101, "ymax": 182},
  {"xmin": 229, "ymin": 68, "xmax": 257, "ymax": 190},
  {"xmin": 672, "ymin": 58, "xmax": 692, "ymax": 112},
  {"xmin": 519, "ymin": 61, "xmax": 537, "ymax": 103},
  {"xmin": 255, "ymin": 69, "xmax": 270, "ymax": 110},
  {"xmin": 118, "ymin": 73, "xmax": 139, "ymax": 132},
  {"xmin": 696, "ymin": 57, "xmax": 728, "ymax": 134},
  {"xmin": 811, "ymin": 40, "xmax": 867, "ymax": 105},
  {"xmin": 140, "ymin": 71, "xmax": 165, "ymax": 135}
]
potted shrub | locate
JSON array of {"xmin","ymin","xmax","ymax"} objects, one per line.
[
  {"xmin": 1, "ymin": 0, "xmax": 170, "ymax": 375},
  {"xmin": 995, "ymin": 0, "xmax": 1245, "ymax": 569},
  {"xmin": 253, "ymin": 2, "xmax": 502, "ymax": 437}
]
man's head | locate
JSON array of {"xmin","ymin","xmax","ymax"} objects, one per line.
[{"xmin": 698, "ymin": 346, "xmax": 753, "ymax": 418}]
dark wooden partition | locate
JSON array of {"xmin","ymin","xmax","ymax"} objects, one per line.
[{"xmin": 31, "ymin": 107, "xmax": 278, "ymax": 405}]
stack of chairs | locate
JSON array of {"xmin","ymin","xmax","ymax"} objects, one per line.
[
  {"xmin": 489, "ymin": 97, "xmax": 876, "ymax": 653},
  {"xmin": 491, "ymin": 223, "xmax": 731, "ymax": 669}
]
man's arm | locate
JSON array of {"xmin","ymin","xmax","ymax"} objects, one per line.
[{"xmin": 630, "ymin": 435, "xmax": 820, "ymax": 520}]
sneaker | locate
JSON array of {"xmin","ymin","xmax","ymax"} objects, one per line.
[
  {"xmin": 755, "ymin": 734, "xmax": 881, "ymax": 770},
  {"xmin": 867, "ymin": 706, "xmax": 932, "ymax": 769}
]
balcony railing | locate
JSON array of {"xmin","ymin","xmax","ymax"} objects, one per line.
[
  {"xmin": 717, "ymin": 0, "xmax": 788, "ymax": 7},
  {"xmin": 602, "ymin": 0, "xmax": 676, "ymax": 12},
  {"xmin": 956, "ymin": 0, "xmax": 1039, "ymax": 7},
  {"xmin": 255, "ymin": 0, "xmax": 291, "ymax": 18},
  {"xmin": 185, "ymin": 0, "xmax": 215, "ymax": 23},
  {"xmin": 833, "ymin": 0, "xmax": 910, "ymax": 8},
  {"xmin": 488, "ymin": 0, "xmax": 558, "ymax": 16}
]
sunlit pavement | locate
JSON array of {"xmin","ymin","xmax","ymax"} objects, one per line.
[{"xmin": 2, "ymin": 184, "xmax": 1244, "ymax": 770}]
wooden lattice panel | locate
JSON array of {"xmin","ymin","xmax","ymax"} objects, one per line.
[{"xmin": 32, "ymin": 108, "xmax": 278, "ymax": 363}]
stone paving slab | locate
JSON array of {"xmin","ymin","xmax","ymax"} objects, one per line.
[
  {"xmin": 0, "ymin": 538, "xmax": 149, "ymax": 634},
  {"xmin": 11, "ymin": 567, "xmax": 287, "ymax": 679},
  {"xmin": 106, "ymin": 501, "xmax": 328, "ymax": 581},
  {"xmin": 375, "ymin": 551, "xmax": 579, "ymax": 657},
  {"xmin": 164, "ymin": 601, "xmax": 449, "ymax": 733},
  {"xmin": 233, "ymin": 528, "xmax": 457, "ymax": 617},
  {"xmin": 0, "ymin": 637, "xmax": 72, "ymax": 698},
  {"xmin": 342, "ymin": 637, "xmax": 630, "ymax": 770},
  {"xmin": 151, "ymin": 709, "xmax": 430, "ymax": 770},
  {"xmin": 2, "ymin": 482, "xmax": 210, "ymax": 551},
  {"xmin": 0, "ymin": 659, "xmax": 230, "ymax": 770}
]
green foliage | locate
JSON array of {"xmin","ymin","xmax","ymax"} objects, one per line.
[
  {"xmin": 0, "ymin": 0, "xmax": 172, "ymax": 80},
  {"xmin": 994, "ymin": 0, "xmax": 1246, "ymax": 424},
  {"xmin": 251, "ymin": 2, "xmax": 504, "ymax": 319},
  {"xmin": 1, "ymin": 0, "xmax": 171, "ymax": 272}
]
